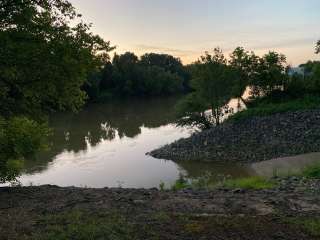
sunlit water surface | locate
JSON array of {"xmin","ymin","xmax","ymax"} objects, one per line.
[{"xmin": 14, "ymin": 96, "xmax": 320, "ymax": 188}]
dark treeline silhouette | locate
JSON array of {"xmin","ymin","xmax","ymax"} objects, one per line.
[{"xmin": 84, "ymin": 52, "xmax": 191, "ymax": 101}]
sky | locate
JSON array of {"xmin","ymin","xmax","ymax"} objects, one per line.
[{"xmin": 70, "ymin": 0, "xmax": 320, "ymax": 66}]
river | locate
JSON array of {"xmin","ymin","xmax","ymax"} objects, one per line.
[{"xmin": 15, "ymin": 96, "xmax": 320, "ymax": 188}]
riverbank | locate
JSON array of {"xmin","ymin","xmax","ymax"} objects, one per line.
[
  {"xmin": 1, "ymin": 177, "xmax": 320, "ymax": 239},
  {"xmin": 149, "ymin": 109, "xmax": 320, "ymax": 163}
]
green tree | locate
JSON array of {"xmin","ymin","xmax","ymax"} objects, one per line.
[
  {"xmin": 0, "ymin": 0, "xmax": 114, "ymax": 182},
  {"xmin": 112, "ymin": 52, "xmax": 141, "ymax": 95},
  {"xmin": 140, "ymin": 53, "xmax": 185, "ymax": 77},
  {"xmin": 0, "ymin": 0, "xmax": 114, "ymax": 117},
  {"xmin": 0, "ymin": 117, "xmax": 50, "ymax": 183},
  {"xmin": 250, "ymin": 51, "xmax": 288, "ymax": 97},
  {"xmin": 316, "ymin": 40, "xmax": 320, "ymax": 54},
  {"xmin": 177, "ymin": 48, "xmax": 235, "ymax": 128},
  {"xmin": 229, "ymin": 47, "xmax": 259, "ymax": 103}
]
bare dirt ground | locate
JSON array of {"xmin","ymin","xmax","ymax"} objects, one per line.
[{"xmin": 1, "ymin": 180, "xmax": 320, "ymax": 240}]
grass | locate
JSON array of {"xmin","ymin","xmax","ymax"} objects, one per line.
[
  {"xmin": 169, "ymin": 174, "xmax": 276, "ymax": 191},
  {"xmin": 302, "ymin": 163, "xmax": 320, "ymax": 179},
  {"xmin": 302, "ymin": 219, "xmax": 320, "ymax": 237},
  {"xmin": 284, "ymin": 218, "xmax": 320, "ymax": 237},
  {"xmin": 222, "ymin": 176, "xmax": 276, "ymax": 190},
  {"xmin": 32, "ymin": 210, "xmax": 134, "ymax": 240},
  {"xmin": 229, "ymin": 94, "xmax": 320, "ymax": 121},
  {"xmin": 169, "ymin": 172, "xmax": 217, "ymax": 191}
]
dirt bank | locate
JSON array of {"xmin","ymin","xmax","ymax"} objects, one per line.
[{"xmin": 1, "ymin": 178, "xmax": 320, "ymax": 239}]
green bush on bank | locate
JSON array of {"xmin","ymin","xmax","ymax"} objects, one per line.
[
  {"xmin": 302, "ymin": 163, "xmax": 320, "ymax": 179},
  {"xmin": 0, "ymin": 117, "xmax": 51, "ymax": 183}
]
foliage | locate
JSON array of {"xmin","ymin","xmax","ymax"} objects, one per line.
[
  {"xmin": 170, "ymin": 172, "xmax": 220, "ymax": 191},
  {"xmin": 302, "ymin": 163, "xmax": 320, "ymax": 179},
  {"xmin": 222, "ymin": 176, "xmax": 276, "ymax": 190},
  {"xmin": 285, "ymin": 218, "xmax": 320, "ymax": 237},
  {"xmin": 176, "ymin": 48, "xmax": 235, "ymax": 129},
  {"xmin": 229, "ymin": 47, "xmax": 258, "ymax": 100},
  {"xmin": 0, "ymin": 0, "xmax": 114, "ymax": 117},
  {"xmin": 295, "ymin": 61, "xmax": 320, "ymax": 94},
  {"xmin": 250, "ymin": 51, "xmax": 288, "ymax": 97},
  {"xmin": 316, "ymin": 40, "xmax": 320, "ymax": 54},
  {"xmin": 171, "ymin": 174, "xmax": 190, "ymax": 191},
  {"xmin": 84, "ymin": 52, "xmax": 187, "ymax": 101},
  {"xmin": 301, "ymin": 219, "xmax": 320, "ymax": 237},
  {"xmin": 0, "ymin": 117, "xmax": 50, "ymax": 182}
]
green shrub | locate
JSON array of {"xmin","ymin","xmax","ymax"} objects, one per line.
[
  {"xmin": 0, "ymin": 117, "xmax": 51, "ymax": 182},
  {"xmin": 302, "ymin": 163, "xmax": 320, "ymax": 179}
]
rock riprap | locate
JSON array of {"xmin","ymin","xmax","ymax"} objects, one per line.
[{"xmin": 149, "ymin": 109, "xmax": 320, "ymax": 163}]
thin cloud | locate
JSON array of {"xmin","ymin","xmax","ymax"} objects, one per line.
[{"xmin": 135, "ymin": 44, "xmax": 198, "ymax": 57}]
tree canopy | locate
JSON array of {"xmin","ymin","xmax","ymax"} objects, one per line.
[
  {"xmin": 0, "ymin": 0, "xmax": 114, "ymax": 117},
  {"xmin": 177, "ymin": 48, "xmax": 235, "ymax": 128},
  {"xmin": 84, "ymin": 52, "xmax": 187, "ymax": 100}
]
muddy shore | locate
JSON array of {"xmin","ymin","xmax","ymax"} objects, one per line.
[{"xmin": 1, "ymin": 178, "xmax": 320, "ymax": 239}]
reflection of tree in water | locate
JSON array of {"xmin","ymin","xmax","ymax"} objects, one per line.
[
  {"xmin": 23, "ymin": 96, "xmax": 181, "ymax": 174},
  {"xmin": 176, "ymin": 160, "xmax": 254, "ymax": 182}
]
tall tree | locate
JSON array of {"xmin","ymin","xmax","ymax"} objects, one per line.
[
  {"xmin": 250, "ymin": 51, "xmax": 287, "ymax": 97},
  {"xmin": 177, "ymin": 48, "xmax": 235, "ymax": 128},
  {"xmin": 229, "ymin": 47, "xmax": 259, "ymax": 103},
  {"xmin": 0, "ymin": 0, "xmax": 114, "ymax": 182},
  {"xmin": 0, "ymin": 0, "xmax": 114, "ymax": 117}
]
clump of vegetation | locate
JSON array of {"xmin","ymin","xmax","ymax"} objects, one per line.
[
  {"xmin": 302, "ymin": 163, "xmax": 320, "ymax": 179},
  {"xmin": 284, "ymin": 218, "xmax": 320, "ymax": 237},
  {"xmin": 302, "ymin": 219, "xmax": 320, "ymax": 237},
  {"xmin": 222, "ymin": 176, "xmax": 276, "ymax": 190},
  {"xmin": 171, "ymin": 174, "xmax": 191, "ymax": 191},
  {"xmin": 0, "ymin": 117, "xmax": 50, "ymax": 182},
  {"xmin": 169, "ymin": 172, "xmax": 218, "ymax": 190},
  {"xmin": 176, "ymin": 48, "xmax": 236, "ymax": 129}
]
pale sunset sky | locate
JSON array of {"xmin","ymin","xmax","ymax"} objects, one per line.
[{"xmin": 70, "ymin": 0, "xmax": 320, "ymax": 66}]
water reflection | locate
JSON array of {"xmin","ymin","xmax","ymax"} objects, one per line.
[
  {"xmin": 23, "ymin": 96, "xmax": 181, "ymax": 175},
  {"xmin": 17, "ymin": 95, "xmax": 320, "ymax": 188}
]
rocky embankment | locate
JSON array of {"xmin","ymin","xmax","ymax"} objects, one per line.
[
  {"xmin": 149, "ymin": 109, "xmax": 320, "ymax": 163},
  {"xmin": 1, "ymin": 178, "xmax": 320, "ymax": 239}
]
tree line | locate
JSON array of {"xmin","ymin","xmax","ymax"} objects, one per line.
[{"xmin": 84, "ymin": 52, "xmax": 190, "ymax": 101}]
